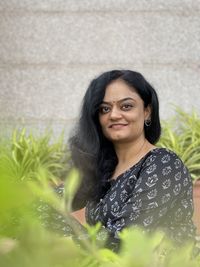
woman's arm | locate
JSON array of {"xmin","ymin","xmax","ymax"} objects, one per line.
[{"xmin": 103, "ymin": 150, "xmax": 195, "ymax": 244}]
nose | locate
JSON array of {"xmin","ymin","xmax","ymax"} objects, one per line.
[{"xmin": 109, "ymin": 106, "xmax": 122, "ymax": 120}]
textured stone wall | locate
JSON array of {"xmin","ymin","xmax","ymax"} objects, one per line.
[{"xmin": 0, "ymin": 0, "xmax": 200, "ymax": 137}]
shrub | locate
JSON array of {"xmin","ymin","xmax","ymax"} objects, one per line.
[{"xmin": 0, "ymin": 127, "xmax": 199, "ymax": 267}]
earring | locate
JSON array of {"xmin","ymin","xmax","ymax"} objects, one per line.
[{"xmin": 144, "ymin": 119, "xmax": 151, "ymax": 127}]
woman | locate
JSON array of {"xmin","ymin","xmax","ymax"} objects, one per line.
[{"xmin": 69, "ymin": 70, "xmax": 196, "ymax": 249}]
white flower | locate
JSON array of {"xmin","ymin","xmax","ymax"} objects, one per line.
[{"xmin": 162, "ymin": 166, "xmax": 172, "ymax": 176}]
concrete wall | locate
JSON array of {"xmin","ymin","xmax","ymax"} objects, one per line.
[{"xmin": 0, "ymin": 0, "xmax": 200, "ymax": 137}]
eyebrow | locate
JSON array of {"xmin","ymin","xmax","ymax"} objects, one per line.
[{"xmin": 101, "ymin": 97, "xmax": 136, "ymax": 105}]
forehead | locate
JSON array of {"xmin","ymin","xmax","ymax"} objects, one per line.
[{"xmin": 103, "ymin": 79, "xmax": 141, "ymax": 102}]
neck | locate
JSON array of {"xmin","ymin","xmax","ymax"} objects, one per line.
[{"xmin": 114, "ymin": 137, "xmax": 154, "ymax": 165}]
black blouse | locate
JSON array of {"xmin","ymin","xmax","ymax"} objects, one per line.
[
  {"xmin": 85, "ymin": 148, "xmax": 196, "ymax": 245},
  {"xmin": 35, "ymin": 148, "xmax": 196, "ymax": 251}
]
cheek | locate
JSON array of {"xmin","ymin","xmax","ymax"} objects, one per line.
[
  {"xmin": 126, "ymin": 113, "xmax": 139, "ymax": 123},
  {"xmin": 98, "ymin": 115, "xmax": 106, "ymax": 128},
  {"xmin": 98, "ymin": 116, "xmax": 110, "ymax": 136},
  {"xmin": 128, "ymin": 112, "xmax": 145, "ymax": 128},
  {"xmin": 133, "ymin": 109, "xmax": 145, "ymax": 121}
]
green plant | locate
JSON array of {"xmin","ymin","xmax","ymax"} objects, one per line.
[
  {"xmin": 158, "ymin": 108, "xmax": 200, "ymax": 181},
  {"xmin": 1, "ymin": 171, "xmax": 200, "ymax": 267},
  {"xmin": 0, "ymin": 128, "xmax": 70, "ymax": 183},
  {"xmin": 0, "ymin": 128, "xmax": 70, "ymax": 238},
  {"xmin": 0, "ymin": 128, "xmax": 199, "ymax": 267}
]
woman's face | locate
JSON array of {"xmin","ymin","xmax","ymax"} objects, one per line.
[{"xmin": 98, "ymin": 79, "xmax": 151, "ymax": 144}]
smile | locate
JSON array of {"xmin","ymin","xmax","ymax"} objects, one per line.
[{"xmin": 109, "ymin": 124, "xmax": 128, "ymax": 129}]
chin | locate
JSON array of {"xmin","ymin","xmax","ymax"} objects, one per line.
[{"xmin": 108, "ymin": 135, "xmax": 129, "ymax": 142}]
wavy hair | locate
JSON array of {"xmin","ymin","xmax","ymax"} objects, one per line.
[{"xmin": 69, "ymin": 70, "xmax": 161, "ymax": 210}]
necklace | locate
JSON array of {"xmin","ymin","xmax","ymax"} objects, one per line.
[{"xmin": 111, "ymin": 139, "xmax": 152, "ymax": 180}]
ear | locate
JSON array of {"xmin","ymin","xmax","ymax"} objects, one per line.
[{"xmin": 144, "ymin": 105, "xmax": 151, "ymax": 121}]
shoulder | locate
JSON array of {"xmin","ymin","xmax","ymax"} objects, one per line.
[
  {"xmin": 142, "ymin": 147, "xmax": 185, "ymax": 168},
  {"xmin": 139, "ymin": 147, "xmax": 191, "ymax": 182},
  {"xmin": 135, "ymin": 148, "xmax": 192, "ymax": 194}
]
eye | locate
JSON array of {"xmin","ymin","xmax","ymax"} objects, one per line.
[
  {"xmin": 121, "ymin": 103, "xmax": 133, "ymax": 111},
  {"xmin": 99, "ymin": 106, "xmax": 111, "ymax": 114}
]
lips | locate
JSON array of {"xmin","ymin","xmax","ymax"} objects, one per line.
[{"xmin": 109, "ymin": 123, "xmax": 128, "ymax": 129}]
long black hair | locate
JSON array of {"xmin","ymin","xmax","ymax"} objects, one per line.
[{"xmin": 69, "ymin": 70, "xmax": 161, "ymax": 210}]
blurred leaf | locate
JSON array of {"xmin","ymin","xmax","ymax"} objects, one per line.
[{"xmin": 65, "ymin": 168, "xmax": 81, "ymax": 211}]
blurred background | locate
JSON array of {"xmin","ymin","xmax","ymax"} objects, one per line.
[{"xmin": 0, "ymin": 0, "xmax": 200, "ymax": 137}]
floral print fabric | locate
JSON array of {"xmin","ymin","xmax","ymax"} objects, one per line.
[{"xmin": 86, "ymin": 148, "xmax": 196, "ymax": 244}]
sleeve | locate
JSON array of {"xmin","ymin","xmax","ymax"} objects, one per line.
[
  {"xmin": 104, "ymin": 150, "xmax": 194, "ymax": 239},
  {"xmin": 34, "ymin": 183, "xmax": 87, "ymax": 237}
]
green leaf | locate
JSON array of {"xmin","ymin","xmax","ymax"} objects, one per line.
[{"xmin": 64, "ymin": 168, "xmax": 81, "ymax": 211}]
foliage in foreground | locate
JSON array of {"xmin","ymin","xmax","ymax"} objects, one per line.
[
  {"xmin": 0, "ymin": 222, "xmax": 199, "ymax": 267},
  {"xmin": 0, "ymin": 126, "xmax": 199, "ymax": 266}
]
